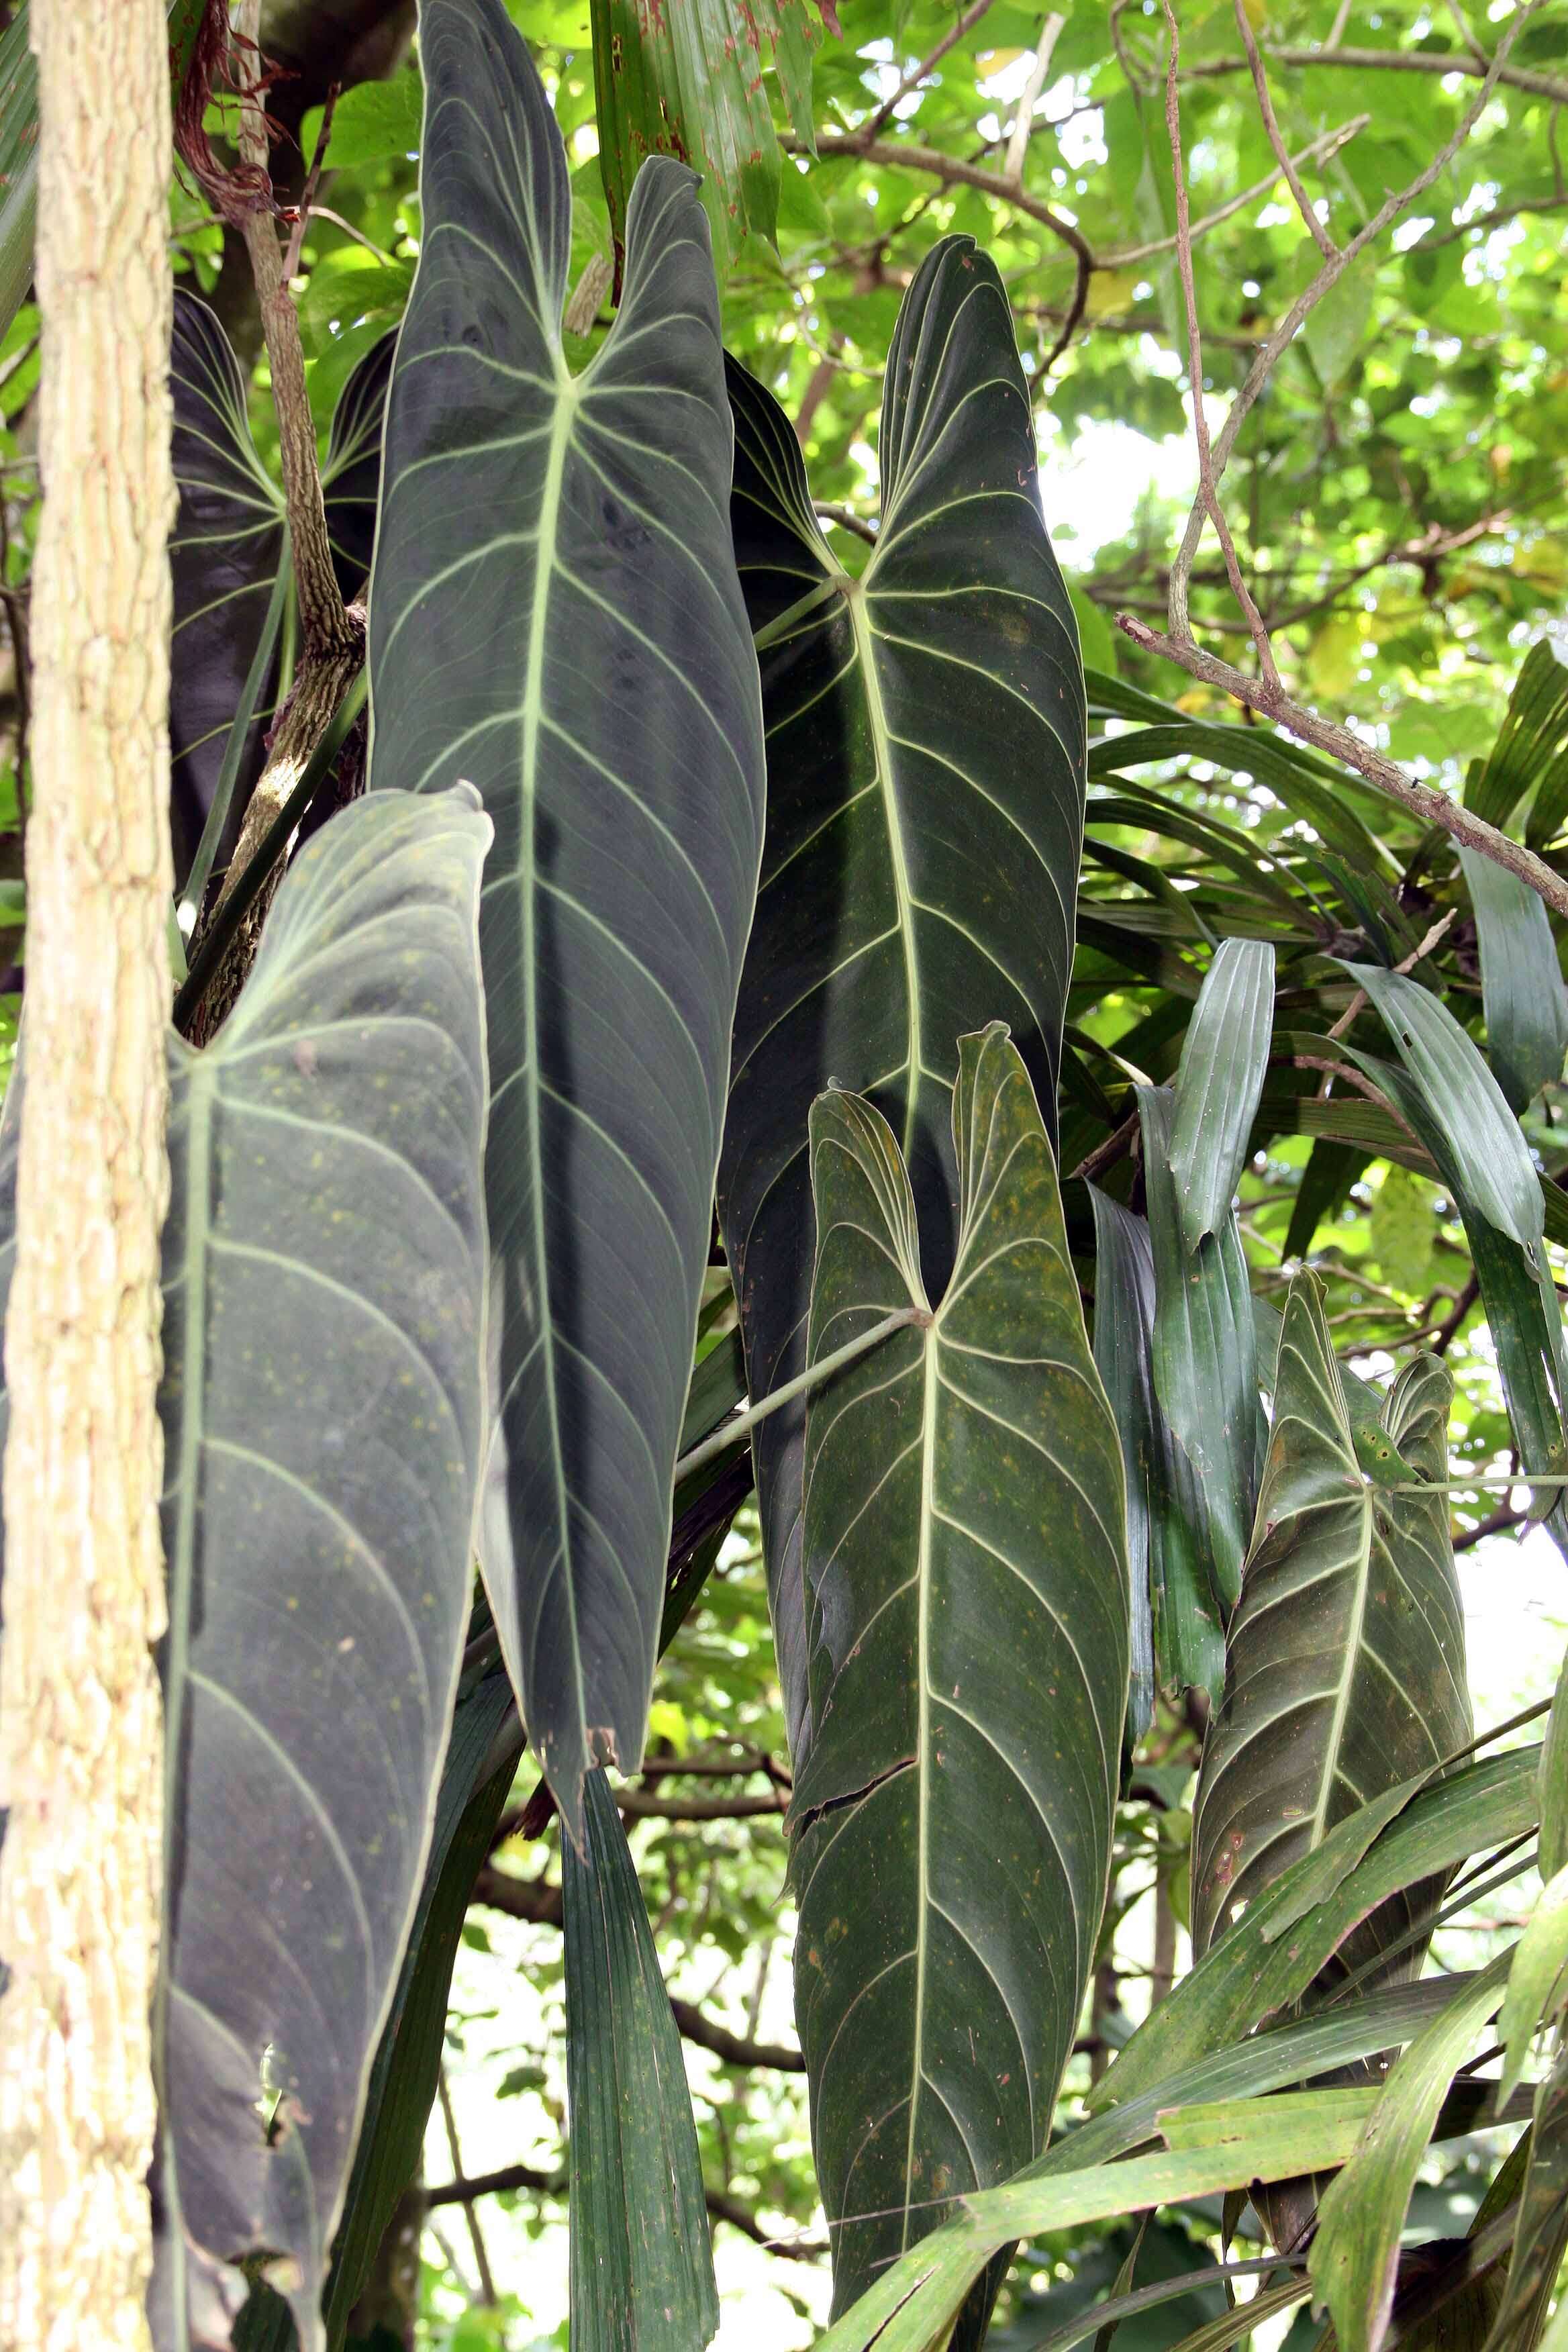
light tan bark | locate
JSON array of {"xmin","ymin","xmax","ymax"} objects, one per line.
[{"xmin": 0, "ymin": 0, "xmax": 176, "ymax": 2342}]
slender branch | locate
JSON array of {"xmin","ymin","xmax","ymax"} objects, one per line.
[
  {"xmin": 1165, "ymin": 7, "xmax": 1539, "ymax": 628},
  {"xmin": 279, "ymin": 81, "xmax": 339, "ymax": 283},
  {"xmin": 438, "ymin": 2068, "xmax": 497, "ymax": 2306},
  {"xmin": 1432, "ymin": 1271, "xmax": 1480, "ymax": 1357},
  {"xmin": 1453, "ymin": 1503, "xmax": 1530, "ymax": 1551},
  {"xmin": 1101, "ymin": 117, "xmax": 1365, "ymax": 266},
  {"xmin": 1161, "ymin": 2, "xmax": 1279, "ymax": 683},
  {"xmin": 426, "ymin": 2163, "xmax": 826, "ymax": 2260},
  {"xmin": 858, "ymin": 0, "xmax": 999, "ymax": 146},
  {"xmin": 469, "ymin": 1868, "xmax": 808, "ymax": 2069},
  {"xmin": 781, "ymin": 132, "xmax": 1093, "ymax": 277},
  {"xmin": 1113, "ymin": 617, "xmax": 1568, "ymax": 924},
  {"xmin": 673, "ymin": 1306, "xmax": 926, "ymax": 1484},
  {"xmin": 1070, "ymin": 1107, "xmax": 1139, "ymax": 1185},
  {"xmin": 1234, "ymin": 0, "xmax": 1337, "ymax": 258},
  {"xmin": 615, "ymin": 1788, "xmax": 789, "ymax": 1821},
  {"xmin": 1181, "ymin": 38, "xmax": 1568, "ymax": 109},
  {"xmin": 1003, "ymin": 12, "xmax": 1067, "ymax": 185},
  {"xmin": 815, "ymin": 501, "xmax": 878, "ymax": 545}
]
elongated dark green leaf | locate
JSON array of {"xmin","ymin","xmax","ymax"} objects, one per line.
[
  {"xmin": 791, "ymin": 1025, "xmax": 1128, "ymax": 2321},
  {"xmin": 169, "ymin": 293, "xmax": 390, "ymax": 887},
  {"xmin": 1541, "ymin": 1653, "xmax": 1568, "ymax": 1884},
  {"xmin": 1088, "ymin": 1745, "xmax": 1540, "ymax": 2116},
  {"xmin": 1466, "ymin": 636, "xmax": 1568, "ymax": 843},
  {"xmin": 320, "ymin": 1661, "xmax": 520, "ymax": 2349},
  {"xmin": 367, "ymin": 0, "xmax": 765, "ymax": 1838},
  {"xmin": 1193, "ymin": 1279, "xmax": 1470, "ymax": 1991},
  {"xmin": 0, "ymin": 5, "xmax": 36, "ymax": 342},
  {"xmin": 1138, "ymin": 1083, "xmax": 1259, "ymax": 1617},
  {"xmin": 70, "ymin": 788, "xmax": 490, "ymax": 2350},
  {"xmin": 718, "ymin": 241, "xmax": 1086, "ymax": 1764},
  {"xmin": 1088, "ymin": 1184, "xmax": 1222, "ymax": 1720},
  {"xmin": 1169, "ymin": 939, "xmax": 1275, "ymax": 1250},
  {"xmin": 1285, "ymin": 1138, "xmax": 1367, "ymax": 1261},
  {"xmin": 1458, "ymin": 848, "xmax": 1568, "ymax": 1112},
  {"xmin": 1347, "ymin": 963, "xmax": 1545, "ymax": 1260},
  {"xmin": 592, "ymin": 0, "xmax": 822, "ymax": 278},
  {"xmin": 564, "ymin": 1768, "xmax": 718, "ymax": 2352},
  {"xmin": 1310, "ymin": 1955, "xmax": 1511, "ymax": 2352}
]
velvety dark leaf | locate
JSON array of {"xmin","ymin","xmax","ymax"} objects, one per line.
[
  {"xmin": 1087, "ymin": 1184, "xmax": 1222, "ymax": 1721},
  {"xmin": 1192, "ymin": 1276, "xmax": 1470, "ymax": 2068},
  {"xmin": 718, "ymin": 241, "xmax": 1087, "ymax": 1765},
  {"xmin": 108, "ymin": 789, "xmax": 485, "ymax": 2349},
  {"xmin": 563, "ymin": 1769, "xmax": 718, "ymax": 2352},
  {"xmin": 1138, "ymin": 1083, "xmax": 1259, "ymax": 1618},
  {"xmin": 321, "ymin": 1664, "xmax": 520, "ymax": 2350},
  {"xmin": 791, "ymin": 1025, "xmax": 1128, "ymax": 2323},
  {"xmin": 366, "ymin": 0, "xmax": 765, "ymax": 1838},
  {"xmin": 1458, "ymin": 848, "xmax": 1568, "ymax": 1112}
]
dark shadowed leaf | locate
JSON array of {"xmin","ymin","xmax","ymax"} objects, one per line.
[
  {"xmin": 1138, "ymin": 1083, "xmax": 1259, "ymax": 1618},
  {"xmin": 563, "ymin": 1769, "xmax": 718, "ymax": 2352},
  {"xmin": 1088, "ymin": 1184, "xmax": 1222, "ymax": 1722},
  {"xmin": 95, "ymin": 788, "xmax": 489, "ymax": 2349},
  {"xmin": 791, "ymin": 1025, "xmax": 1128, "ymax": 2326},
  {"xmin": 169, "ymin": 294, "xmax": 391, "ymax": 889},
  {"xmin": 366, "ymin": 0, "xmax": 765, "ymax": 1838},
  {"xmin": 591, "ymin": 0, "xmax": 822, "ymax": 277},
  {"xmin": 1193, "ymin": 1277, "xmax": 1470, "ymax": 1986},
  {"xmin": 718, "ymin": 244, "xmax": 1086, "ymax": 1765},
  {"xmin": 1169, "ymin": 939, "xmax": 1275, "ymax": 1251},
  {"xmin": 1458, "ymin": 848, "xmax": 1568, "ymax": 1112},
  {"xmin": 1485, "ymin": 2035, "xmax": 1568, "ymax": 2352}
]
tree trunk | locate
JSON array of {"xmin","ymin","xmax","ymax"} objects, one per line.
[{"xmin": 0, "ymin": 0, "xmax": 175, "ymax": 2342}]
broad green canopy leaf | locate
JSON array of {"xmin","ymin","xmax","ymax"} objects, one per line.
[
  {"xmin": 591, "ymin": 0, "xmax": 824, "ymax": 278},
  {"xmin": 366, "ymin": 0, "xmax": 765, "ymax": 1839},
  {"xmin": 718, "ymin": 239, "xmax": 1087, "ymax": 1764},
  {"xmin": 169, "ymin": 291, "xmax": 389, "ymax": 887},
  {"xmin": 564, "ymin": 1770, "xmax": 719, "ymax": 2352},
  {"xmin": 1192, "ymin": 1277, "xmax": 1470, "ymax": 1980},
  {"xmin": 791, "ymin": 1024, "xmax": 1128, "ymax": 2322}
]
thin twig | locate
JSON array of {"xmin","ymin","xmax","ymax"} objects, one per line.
[
  {"xmin": 438, "ymin": 2068, "xmax": 497, "ymax": 2306},
  {"xmin": 280, "ymin": 81, "xmax": 338, "ymax": 282},
  {"xmin": 859, "ymin": 0, "xmax": 999, "ymax": 146},
  {"xmin": 815, "ymin": 501, "xmax": 879, "ymax": 545},
  {"xmin": 781, "ymin": 132, "xmax": 1093, "ymax": 279},
  {"xmin": 1101, "ymin": 118, "xmax": 1365, "ymax": 266},
  {"xmin": 1113, "ymin": 616, "xmax": 1568, "ymax": 924},
  {"xmin": 426, "ymin": 2162, "xmax": 827, "ymax": 2259},
  {"xmin": 1164, "ymin": 5, "xmax": 1540, "ymax": 633},
  {"xmin": 1161, "ymin": 1, "xmax": 1280, "ymax": 683},
  {"xmin": 1320, "ymin": 908, "xmax": 1457, "ymax": 1095},
  {"xmin": 1234, "ymin": 0, "xmax": 1337, "ymax": 258},
  {"xmin": 1070, "ymin": 1108, "xmax": 1140, "ymax": 1185},
  {"xmin": 1453, "ymin": 1503, "xmax": 1531, "ymax": 1551},
  {"xmin": 1003, "ymin": 12, "xmax": 1067, "ymax": 184},
  {"xmin": 1179, "ymin": 38, "xmax": 1568, "ymax": 108},
  {"xmin": 1432, "ymin": 1273, "xmax": 1481, "ymax": 1357}
]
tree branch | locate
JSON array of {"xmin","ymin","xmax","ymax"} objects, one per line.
[
  {"xmin": 780, "ymin": 132, "xmax": 1093, "ymax": 278},
  {"xmin": 1101, "ymin": 116, "xmax": 1365, "ymax": 267},
  {"xmin": 469, "ymin": 1869, "xmax": 807, "ymax": 2071},
  {"xmin": 1113, "ymin": 616, "xmax": 1568, "ymax": 924},
  {"xmin": 1233, "ymin": 0, "xmax": 1337, "ymax": 258},
  {"xmin": 857, "ymin": 0, "xmax": 999, "ymax": 147},
  {"xmin": 426, "ymin": 2163, "xmax": 827, "ymax": 2260},
  {"xmin": 1181, "ymin": 38, "xmax": 1568, "ymax": 109}
]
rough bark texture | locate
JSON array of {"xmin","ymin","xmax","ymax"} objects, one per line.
[{"xmin": 0, "ymin": 0, "xmax": 175, "ymax": 2342}]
